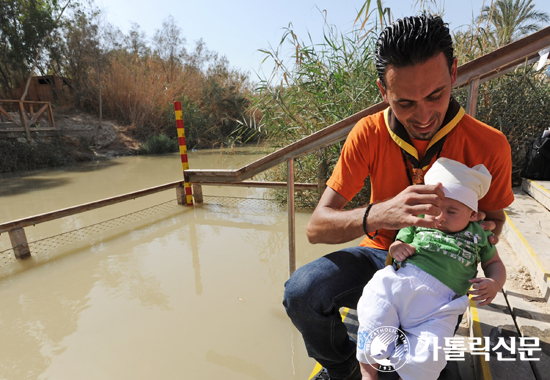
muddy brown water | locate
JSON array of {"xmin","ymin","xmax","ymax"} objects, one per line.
[{"xmin": 0, "ymin": 148, "xmax": 362, "ymax": 380}]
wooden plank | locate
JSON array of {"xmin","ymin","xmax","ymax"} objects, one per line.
[
  {"xmin": 186, "ymin": 102, "xmax": 389, "ymax": 183},
  {"xmin": 0, "ymin": 180, "xmax": 313, "ymax": 234},
  {"xmin": 27, "ymin": 103, "xmax": 49, "ymax": 127},
  {"xmin": 479, "ymin": 56, "xmax": 540, "ymax": 85},
  {"xmin": 503, "ymin": 196, "xmax": 550, "ymax": 305},
  {"xmin": 0, "ymin": 106, "xmax": 18, "ymax": 124},
  {"xmin": 0, "ymin": 180, "xmax": 185, "ymax": 234},
  {"xmin": 192, "ymin": 180, "xmax": 317, "ymax": 190},
  {"xmin": 522, "ymin": 179, "xmax": 550, "ymax": 213},
  {"xmin": 455, "ymin": 26, "xmax": 550, "ymax": 88},
  {"xmin": 499, "ymin": 235, "xmax": 550, "ymax": 378}
]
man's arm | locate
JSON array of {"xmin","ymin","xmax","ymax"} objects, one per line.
[{"xmin": 306, "ymin": 184, "xmax": 445, "ymax": 245}]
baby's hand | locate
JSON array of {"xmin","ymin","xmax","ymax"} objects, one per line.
[
  {"xmin": 468, "ymin": 277, "xmax": 500, "ymax": 306},
  {"xmin": 389, "ymin": 241, "xmax": 415, "ymax": 262}
]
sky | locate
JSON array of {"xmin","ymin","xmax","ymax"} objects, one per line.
[{"xmin": 95, "ymin": 0, "xmax": 550, "ymax": 80}]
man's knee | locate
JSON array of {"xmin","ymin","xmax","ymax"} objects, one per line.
[{"xmin": 283, "ymin": 265, "xmax": 316, "ymax": 316}]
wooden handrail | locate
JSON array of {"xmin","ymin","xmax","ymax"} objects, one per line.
[
  {"xmin": 0, "ymin": 181, "xmax": 184, "ymax": 234},
  {"xmin": 0, "ymin": 180, "xmax": 315, "ymax": 234},
  {"xmin": 185, "ymin": 26, "xmax": 550, "ymax": 185}
]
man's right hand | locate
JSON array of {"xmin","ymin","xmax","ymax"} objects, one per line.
[
  {"xmin": 369, "ymin": 183, "xmax": 444, "ymax": 231},
  {"xmin": 306, "ymin": 184, "xmax": 445, "ymax": 245}
]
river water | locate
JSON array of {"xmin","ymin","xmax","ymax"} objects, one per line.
[{"xmin": 0, "ymin": 148, "xmax": 362, "ymax": 380}]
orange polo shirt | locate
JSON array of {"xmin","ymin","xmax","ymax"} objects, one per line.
[{"xmin": 326, "ymin": 109, "xmax": 514, "ymax": 250}]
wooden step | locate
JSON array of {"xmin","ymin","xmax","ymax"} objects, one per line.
[
  {"xmin": 468, "ymin": 289, "xmax": 534, "ymax": 380},
  {"xmin": 498, "ymin": 236, "xmax": 550, "ymax": 378},
  {"xmin": 503, "ymin": 189, "xmax": 550, "ymax": 306},
  {"xmin": 522, "ymin": 179, "xmax": 550, "ymax": 213}
]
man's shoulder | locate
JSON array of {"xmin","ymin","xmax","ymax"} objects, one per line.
[
  {"xmin": 458, "ymin": 113, "xmax": 508, "ymax": 141},
  {"xmin": 354, "ymin": 109, "xmax": 386, "ymax": 130}
]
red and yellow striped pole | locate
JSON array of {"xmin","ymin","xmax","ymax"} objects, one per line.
[{"xmin": 174, "ymin": 101, "xmax": 193, "ymax": 206}]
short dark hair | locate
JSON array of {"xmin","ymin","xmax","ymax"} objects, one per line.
[{"xmin": 375, "ymin": 14, "xmax": 454, "ymax": 88}]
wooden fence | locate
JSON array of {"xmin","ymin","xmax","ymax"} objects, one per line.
[{"xmin": 0, "ymin": 100, "xmax": 56, "ymax": 140}]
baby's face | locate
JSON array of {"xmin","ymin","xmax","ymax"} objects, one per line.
[{"xmin": 425, "ymin": 197, "xmax": 477, "ymax": 233}]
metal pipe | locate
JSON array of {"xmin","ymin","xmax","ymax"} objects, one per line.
[
  {"xmin": 287, "ymin": 159, "xmax": 296, "ymax": 276},
  {"xmin": 466, "ymin": 77, "xmax": 480, "ymax": 118}
]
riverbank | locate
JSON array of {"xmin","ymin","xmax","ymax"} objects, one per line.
[{"xmin": 0, "ymin": 108, "xmax": 141, "ymax": 174}]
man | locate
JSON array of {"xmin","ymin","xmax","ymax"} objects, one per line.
[{"xmin": 283, "ymin": 14, "xmax": 514, "ymax": 380}]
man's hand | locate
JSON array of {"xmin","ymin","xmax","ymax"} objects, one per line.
[
  {"xmin": 475, "ymin": 210, "xmax": 506, "ymax": 245},
  {"xmin": 369, "ymin": 183, "xmax": 445, "ymax": 231},
  {"xmin": 389, "ymin": 240, "xmax": 415, "ymax": 262},
  {"xmin": 307, "ymin": 184, "xmax": 444, "ymax": 245},
  {"xmin": 468, "ymin": 277, "xmax": 500, "ymax": 306}
]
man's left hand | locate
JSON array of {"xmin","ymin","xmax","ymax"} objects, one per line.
[{"xmin": 475, "ymin": 211, "xmax": 499, "ymax": 245}]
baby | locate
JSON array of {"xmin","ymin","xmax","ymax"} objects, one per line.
[{"xmin": 356, "ymin": 158, "xmax": 506, "ymax": 380}]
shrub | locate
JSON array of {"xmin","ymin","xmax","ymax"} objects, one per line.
[
  {"xmin": 0, "ymin": 136, "xmax": 93, "ymax": 173},
  {"xmin": 138, "ymin": 134, "xmax": 179, "ymax": 154}
]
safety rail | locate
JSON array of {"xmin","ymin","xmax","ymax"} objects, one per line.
[
  {"xmin": 0, "ymin": 180, "xmax": 316, "ymax": 259},
  {"xmin": 185, "ymin": 26, "xmax": 550, "ymax": 275},
  {"xmin": 1, "ymin": 26, "xmax": 549, "ymax": 275}
]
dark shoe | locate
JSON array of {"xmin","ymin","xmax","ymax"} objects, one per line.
[
  {"xmin": 311, "ymin": 365, "xmax": 361, "ymax": 380},
  {"xmin": 311, "ymin": 368, "xmax": 330, "ymax": 380}
]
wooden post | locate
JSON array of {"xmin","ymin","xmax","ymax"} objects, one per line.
[
  {"xmin": 176, "ymin": 184, "xmax": 185, "ymax": 205},
  {"xmin": 287, "ymin": 159, "xmax": 296, "ymax": 276},
  {"xmin": 47, "ymin": 103, "xmax": 55, "ymax": 129},
  {"xmin": 317, "ymin": 148, "xmax": 327, "ymax": 201},
  {"xmin": 18, "ymin": 101, "xmax": 31, "ymax": 141},
  {"xmin": 8, "ymin": 228, "xmax": 31, "ymax": 259},
  {"xmin": 174, "ymin": 101, "xmax": 193, "ymax": 206},
  {"xmin": 466, "ymin": 77, "xmax": 480, "ymax": 118},
  {"xmin": 192, "ymin": 184, "xmax": 203, "ymax": 203}
]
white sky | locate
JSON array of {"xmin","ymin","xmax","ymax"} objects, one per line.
[{"xmin": 94, "ymin": 0, "xmax": 550, "ymax": 79}]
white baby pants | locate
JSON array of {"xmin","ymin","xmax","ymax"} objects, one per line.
[{"xmin": 356, "ymin": 264, "xmax": 470, "ymax": 380}]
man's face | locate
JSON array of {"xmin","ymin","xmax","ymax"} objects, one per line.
[
  {"xmin": 377, "ymin": 52, "xmax": 458, "ymax": 141},
  {"xmin": 424, "ymin": 197, "xmax": 476, "ymax": 233}
]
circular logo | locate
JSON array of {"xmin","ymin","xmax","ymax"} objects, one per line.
[{"xmin": 358, "ymin": 326, "xmax": 410, "ymax": 372}]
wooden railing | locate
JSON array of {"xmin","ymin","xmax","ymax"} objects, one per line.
[
  {"xmin": 0, "ymin": 100, "xmax": 56, "ymax": 140},
  {"xmin": 2, "ymin": 26, "xmax": 549, "ymax": 273},
  {"xmin": 0, "ymin": 180, "xmax": 316, "ymax": 259},
  {"xmin": 184, "ymin": 26, "xmax": 550, "ymax": 275}
]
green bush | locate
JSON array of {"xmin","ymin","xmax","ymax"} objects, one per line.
[
  {"xmin": 138, "ymin": 134, "xmax": 179, "ymax": 154},
  {"xmin": 0, "ymin": 137, "xmax": 92, "ymax": 173}
]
